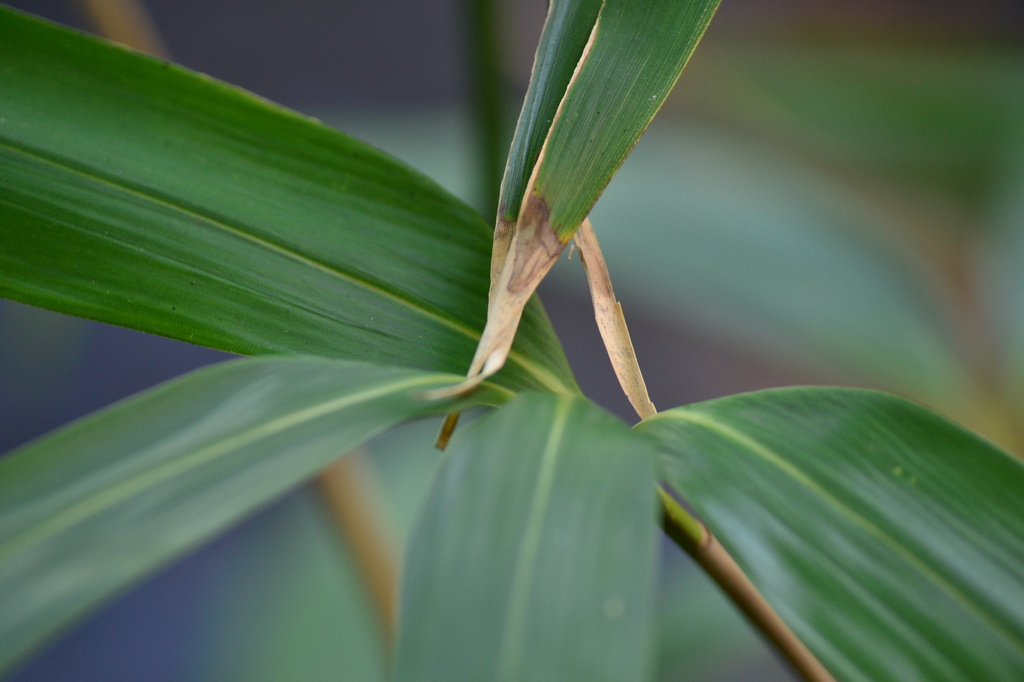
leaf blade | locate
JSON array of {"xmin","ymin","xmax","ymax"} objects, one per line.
[
  {"xmin": 0, "ymin": 357, "xmax": 499, "ymax": 673},
  {"xmin": 529, "ymin": 0, "xmax": 721, "ymax": 239},
  {"xmin": 457, "ymin": 0, "xmax": 720, "ymax": 391},
  {"xmin": 498, "ymin": 0, "xmax": 603, "ymax": 226},
  {"xmin": 638, "ymin": 388, "xmax": 1024, "ymax": 681},
  {"xmin": 395, "ymin": 393, "xmax": 659, "ymax": 681},
  {"xmin": 0, "ymin": 7, "xmax": 575, "ymax": 394}
]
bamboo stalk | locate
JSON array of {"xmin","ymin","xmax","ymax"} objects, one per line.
[
  {"xmin": 659, "ymin": 490, "xmax": 836, "ymax": 682},
  {"xmin": 315, "ymin": 454, "xmax": 398, "ymax": 640},
  {"xmin": 76, "ymin": 0, "xmax": 170, "ymax": 57}
]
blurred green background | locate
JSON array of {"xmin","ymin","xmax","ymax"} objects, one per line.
[{"xmin": 2, "ymin": 1, "xmax": 1022, "ymax": 679}]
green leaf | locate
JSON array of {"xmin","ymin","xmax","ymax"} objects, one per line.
[
  {"xmin": 498, "ymin": 0, "xmax": 603, "ymax": 225},
  {"xmin": 197, "ymin": 419, "xmax": 451, "ymax": 682},
  {"xmin": 0, "ymin": 357, "xmax": 500, "ymax": 674},
  {"xmin": 395, "ymin": 393, "xmax": 658, "ymax": 681},
  {"xmin": 0, "ymin": 7, "xmax": 575, "ymax": 394},
  {"xmin": 638, "ymin": 388, "xmax": 1024, "ymax": 681},
  {"xmin": 523, "ymin": 0, "xmax": 720, "ymax": 240}
]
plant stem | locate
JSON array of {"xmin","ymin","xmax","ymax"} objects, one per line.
[
  {"xmin": 76, "ymin": 0, "xmax": 170, "ymax": 57},
  {"xmin": 658, "ymin": 489, "xmax": 836, "ymax": 682},
  {"xmin": 461, "ymin": 0, "xmax": 509, "ymax": 217},
  {"xmin": 315, "ymin": 453, "xmax": 397, "ymax": 642}
]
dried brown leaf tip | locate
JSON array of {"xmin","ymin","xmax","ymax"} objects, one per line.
[
  {"xmin": 427, "ymin": 196, "xmax": 567, "ymax": 406},
  {"xmin": 574, "ymin": 219, "xmax": 655, "ymax": 419},
  {"xmin": 429, "ymin": 211, "xmax": 657, "ymax": 451}
]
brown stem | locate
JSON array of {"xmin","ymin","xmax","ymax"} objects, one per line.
[
  {"xmin": 76, "ymin": 0, "xmax": 170, "ymax": 57},
  {"xmin": 659, "ymin": 489, "xmax": 836, "ymax": 682},
  {"xmin": 315, "ymin": 454, "xmax": 397, "ymax": 643}
]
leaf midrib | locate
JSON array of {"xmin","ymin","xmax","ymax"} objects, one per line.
[{"xmin": 1, "ymin": 138, "xmax": 572, "ymax": 393}]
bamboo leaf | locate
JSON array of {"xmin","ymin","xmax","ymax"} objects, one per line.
[
  {"xmin": 638, "ymin": 388, "xmax": 1024, "ymax": 681},
  {"xmin": 0, "ymin": 7, "xmax": 575, "ymax": 395},
  {"xmin": 395, "ymin": 393, "xmax": 659, "ymax": 681},
  {"xmin": 497, "ymin": 0, "xmax": 603, "ymax": 231},
  {"xmin": 524, "ymin": 0, "xmax": 721, "ymax": 240},
  {"xmin": 0, "ymin": 357, "xmax": 501, "ymax": 673},
  {"xmin": 454, "ymin": 0, "xmax": 720, "ymax": 392}
]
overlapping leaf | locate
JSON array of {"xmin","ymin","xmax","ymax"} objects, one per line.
[
  {"xmin": 525, "ymin": 0, "xmax": 721, "ymax": 239},
  {"xmin": 395, "ymin": 393, "xmax": 658, "ymax": 681},
  {"xmin": 0, "ymin": 7, "xmax": 574, "ymax": 394},
  {"xmin": 638, "ymin": 388, "xmax": 1024, "ymax": 681},
  {"xmin": 453, "ymin": 0, "xmax": 720, "ymax": 392},
  {"xmin": 501, "ymin": 0, "xmax": 721, "ymax": 238},
  {"xmin": 497, "ymin": 0, "xmax": 603, "ymax": 228},
  {"xmin": 0, "ymin": 357, "xmax": 502, "ymax": 674}
]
